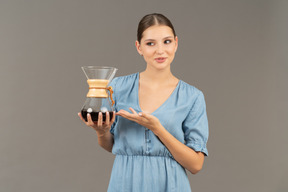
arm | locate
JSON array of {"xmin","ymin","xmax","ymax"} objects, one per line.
[
  {"xmin": 97, "ymin": 130, "xmax": 114, "ymax": 153},
  {"xmin": 78, "ymin": 111, "xmax": 115, "ymax": 153},
  {"xmin": 116, "ymin": 108, "xmax": 206, "ymax": 174},
  {"xmin": 154, "ymin": 125, "xmax": 204, "ymax": 174}
]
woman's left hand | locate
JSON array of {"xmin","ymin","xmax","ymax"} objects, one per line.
[{"xmin": 116, "ymin": 107, "xmax": 162, "ymax": 132}]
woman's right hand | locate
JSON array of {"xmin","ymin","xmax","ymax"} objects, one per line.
[{"xmin": 78, "ymin": 111, "xmax": 116, "ymax": 136}]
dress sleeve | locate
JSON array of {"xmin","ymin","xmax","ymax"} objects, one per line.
[
  {"xmin": 108, "ymin": 77, "xmax": 118, "ymax": 135},
  {"xmin": 182, "ymin": 91, "xmax": 209, "ymax": 156}
]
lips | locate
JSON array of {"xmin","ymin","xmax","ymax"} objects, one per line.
[{"xmin": 155, "ymin": 57, "xmax": 167, "ymax": 63}]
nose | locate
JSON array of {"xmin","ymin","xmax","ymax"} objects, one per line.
[{"xmin": 156, "ymin": 44, "xmax": 164, "ymax": 55}]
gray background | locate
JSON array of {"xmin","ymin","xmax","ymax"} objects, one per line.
[{"xmin": 0, "ymin": 0, "xmax": 287, "ymax": 191}]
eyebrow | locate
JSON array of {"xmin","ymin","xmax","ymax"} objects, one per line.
[{"xmin": 144, "ymin": 36, "xmax": 174, "ymax": 42}]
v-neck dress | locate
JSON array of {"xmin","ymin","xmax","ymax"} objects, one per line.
[{"xmin": 107, "ymin": 72, "xmax": 209, "ymax": 192}]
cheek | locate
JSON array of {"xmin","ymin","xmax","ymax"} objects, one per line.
[
  {"xmin": 167, "ymin": 47, "xmax": 176, "ymax": 55},
  {"xmin": 143, "ymin": 48, "xmax": 155, "ymax": 57},
  {"xmin": 169, "ymin": 45, "xmax": 177, "ymax": 53}
]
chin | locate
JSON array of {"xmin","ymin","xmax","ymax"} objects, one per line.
[{"xmin": 154, "ymin": 64, "xmax": 170, "ymax": 71}]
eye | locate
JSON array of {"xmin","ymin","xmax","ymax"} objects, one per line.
[
  {"xmin": 164, "ymin": 40, "xmax": 172, "ymax": 44},
  {"xmin": 146, "ymin": 42, "xmax": 155, "ymax": 46}
]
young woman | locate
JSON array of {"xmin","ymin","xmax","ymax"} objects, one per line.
[{"xmin": 78, "ymin": 13, "xmax": 209, "ymax": 192}]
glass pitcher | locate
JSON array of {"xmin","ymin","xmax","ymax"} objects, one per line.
[{"xmin": 81, "ymin": 66, "xmax": 118, "ymax": 122}]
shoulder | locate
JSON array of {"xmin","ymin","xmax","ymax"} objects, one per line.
[
  {"xmin": 179, "ymin": 80, "xmax": 204, "ymax": 98},
  {"xmin": 179, "ymin": 81, "xmax": 207, "ymax": 115},
  {"xmin": 109, "ymin": 72, "xmax": 138, "ymax": 88}
]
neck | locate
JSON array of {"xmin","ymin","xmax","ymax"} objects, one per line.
[{"xmin": 140, "ymin": 65, "xmax": 176, "ymax": 84}]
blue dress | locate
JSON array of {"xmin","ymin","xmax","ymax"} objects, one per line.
[{"xmin": 107, "ymin": 72, "xmax": 209, "ymax": 192}]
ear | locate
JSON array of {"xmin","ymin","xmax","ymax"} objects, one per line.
[
  {"xmin": 135, "ymin": 40, "xmax": 143, "ymax": 55},
  {"xmin": 174, "ymin": 36, "xmax": 178, "ymax": 53}
]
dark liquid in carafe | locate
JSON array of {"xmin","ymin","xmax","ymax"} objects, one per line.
[{"xmin": 81, "ymin": 110, "xmax": 114, "ymax": 122}]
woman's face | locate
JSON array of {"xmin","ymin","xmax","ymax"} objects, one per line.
[{"xmin": 136, "ymin": 25, "xmax": 178, "ymax": 71}]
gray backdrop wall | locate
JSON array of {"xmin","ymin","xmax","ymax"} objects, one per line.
[{"xmin": 1, "ymin": 0, "xmax": 287, "ymax": 191}]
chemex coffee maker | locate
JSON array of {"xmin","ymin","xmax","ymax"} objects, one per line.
[{"xmin": 81, "ymin": 66, "xmax": 118, "ymax": 122}]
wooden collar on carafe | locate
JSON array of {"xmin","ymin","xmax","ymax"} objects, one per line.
[{"xmin": 86, "ymin": 79, "xmax": 115, "ymax": 105}]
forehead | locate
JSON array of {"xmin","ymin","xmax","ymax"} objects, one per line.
[{"xmin": 142, "ymin": 25, "xmax": 174, "ymax": 40}]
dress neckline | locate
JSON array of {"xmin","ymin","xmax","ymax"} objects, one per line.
[{"xmin": 135, "ymin": 72, "xmax": 181, "ymax": 115}]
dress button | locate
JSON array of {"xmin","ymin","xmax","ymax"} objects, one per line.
[{"xmin": 146, "ymin": 139, "xmax": 151, "ymax": 143}]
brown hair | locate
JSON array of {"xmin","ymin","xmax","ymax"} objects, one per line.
[{"xmin": 137, "ymin": 13, "xmax": 176, "ymax": 43}]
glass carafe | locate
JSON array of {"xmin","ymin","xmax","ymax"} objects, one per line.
[{"xmin": 81, "ymin": 66, "xmax": 118, "ymax": 122}]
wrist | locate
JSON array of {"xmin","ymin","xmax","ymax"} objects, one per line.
[
  {"xmin": 96, "ymin": 130, "xmax": 110, "ymax": 138},
  {"xmin": 153, "ymin": 124, "xmax": 166, "ymax": 137}
]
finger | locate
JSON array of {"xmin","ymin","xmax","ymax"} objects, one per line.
[
  {"xmin": 138, "ymin": 112, "xmax": 148, "ymax": 118},
  {"xmin": 118, "ymin": 110, "xmax": 134, "ymax": 119},
  {"xmin": 78, "ymin": 112, "xmax": 85, "ymax": 122},
  {"xmin": 129, "ymin": 107, "xmax": 138, "ymax": 115},
  {"xmin": 97, "ymin": 112, "xmax": 103, "ymax": 126},
  {"xmin": 87, "ymin": 113, "xmax": 94, "ymax": 125},
  {"xmin": 116, "ymin": 109, "xmax": 127, "ymax": 117},
  {"xmin": 117, "ymin": 110, "xmax": 138, "ymax": 122},
  {"xmin": 105, "ymin": 111, "xmax": 110, "ymax": 124},
  {"xmin": 116, "ymin": 109, "xmax": 128, "ymax": 115}
]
